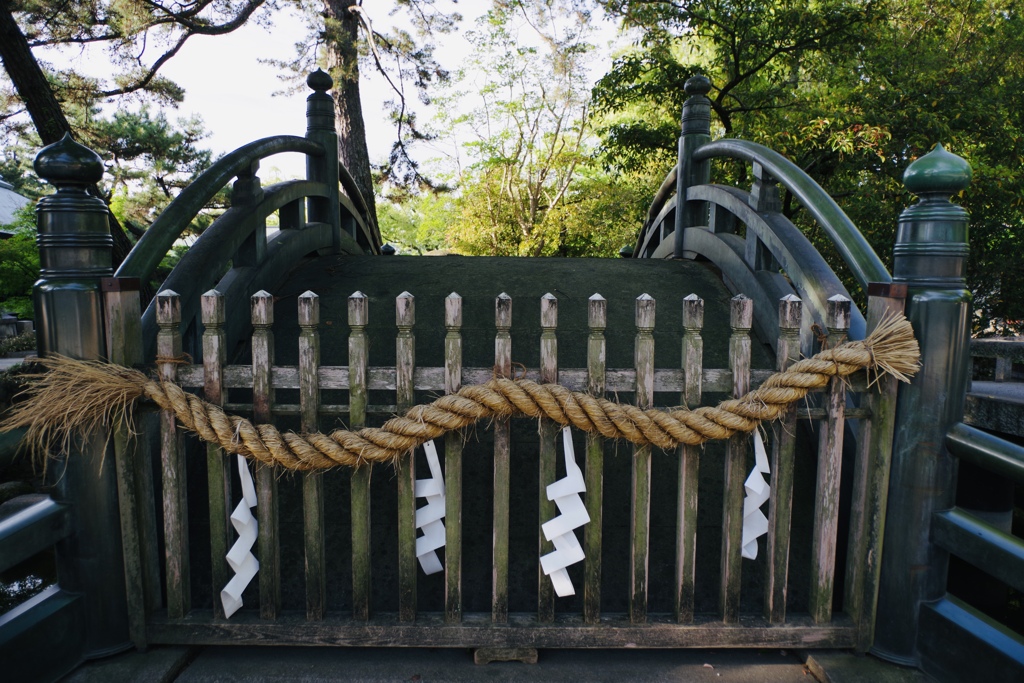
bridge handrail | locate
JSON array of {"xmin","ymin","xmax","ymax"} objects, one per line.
[
  {"xmin": 946, "ymin": 422, "xmax": 1024, "ymax": 485},
  {"xmin": 339, "ymin": 161, "xmax": 379, "ymax": 248},
  {"xmin": 645, "ymin": 166, "xmax": 677, "ymax": 229},
  {"xmin": 692, "ymin": 139, "xmax": 891, "ymax": 291},
  {"xmin": 116, "ymin": 136, "xmax": 325, "ymax": 281}
]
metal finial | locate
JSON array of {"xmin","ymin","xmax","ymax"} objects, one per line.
[
  {"xmin": 307, "ymin": 68, "xmax": 334, "ymax": 93},
  {"xmin": 684, "ymin": 75, "xmax": 712, "ymax": 98},
  {"xmin": 903, "ymin": 143, "xmax": 972, "ymax": 196},
  {"xmin": 33, "ymin": 133, "xmax": 104, "ymax": 186}
]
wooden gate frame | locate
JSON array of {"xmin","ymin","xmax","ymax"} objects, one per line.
[{"xmin": 93, "ymin": 279, "xmax": 906, "ymax": 654}]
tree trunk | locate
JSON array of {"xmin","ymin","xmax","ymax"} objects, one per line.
[
  {"xmin": 0, "ymin": 2, "xmax": 135, "ymax": 268},
  {"xmin": 0, "ymin": 2, "xmax": 71, "ymax": 143},
  {"xmin": 324, "ymin": 0, "xmax": 377, "ymax": 225}
]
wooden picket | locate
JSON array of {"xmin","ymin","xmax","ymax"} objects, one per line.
[{"xmin": 129, "ymin": 285, "xmax": 900, "ymax": 652}]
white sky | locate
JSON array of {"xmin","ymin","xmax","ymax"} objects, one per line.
[{"xmin": 35, "ymin": 3, "xmax": 622, "ymax": 183}]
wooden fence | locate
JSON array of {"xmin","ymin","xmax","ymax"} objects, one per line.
[{"xmin": 106, "ymin": 284, "xmax": 905, "ymax": 653}]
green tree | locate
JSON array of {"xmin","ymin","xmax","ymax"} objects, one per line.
[
  {"xmin": 0, "ymin": 205, "xmax": 39, "ymax": 318},
  {"xmin": 93, "ymin": 107, "xmax": 216, "ymax": 234},
  {"xmin": 594, "ymin": 0, "xmax": 1024, "ymax": 331},
  {"xmin": 271, "ymin": 0, "xmax": 462, "ymax": 222},
  {"xmin": 0, "ymin": 0, "xmax": 259, "ymax": 266},
  {"xmin": 378, "ymin": 192, "xmax": 454, "ymax": 254},
  {"xmin": 433, "ymin": 1, "xmax": 624, "ymax": 257}
]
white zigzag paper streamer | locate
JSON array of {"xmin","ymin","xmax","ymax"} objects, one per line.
[
  {"xmin": 741, "ymin": 430, "xmax": 771, "ymax": 560},
  {"xmin": 221, "ymin": 454, "xmax": 259, "ymax": 618},
  {"xmin": 414, "ymin": 440, "xmax": 446, "ymax": 575},
  {"xmin": 540, "ymin": 427, "xmax": 590, "ymax": 597}
]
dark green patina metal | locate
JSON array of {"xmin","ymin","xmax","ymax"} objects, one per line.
[
  {"xmin": 113, "ymin": 71, "xmax": 381, "ymax": 361},
  {"xmin": 635, "ymin": 103, "xmax": 877, "ymax": 351},
  {"xmin": 1, "ymin": 134, "xmax": 130, "ymax": 675},
  {"xmin": 692, "ymin": 139, "xmax": 891, "ymax": 293},
  {"xmin": 673, "ymin": 76, "xmax": 712, "ymax": 259},
  {"xmin": 115, "ymin": 136, "xmax": 325, "ymax": 283},
  {"xmin": 873, "ymin": 144, "xmax": 972, "ymax": 666}
]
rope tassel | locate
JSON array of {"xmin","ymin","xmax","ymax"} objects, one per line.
[{"xmin": 1, "ymin": 312, "xmax": 921, "ymax": 471}]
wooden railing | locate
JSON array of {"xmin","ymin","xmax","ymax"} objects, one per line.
[{"xmin": 104, "ymin": 283, "xmax": 904, "ymax": 652}]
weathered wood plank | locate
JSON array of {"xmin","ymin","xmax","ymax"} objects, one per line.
[
  {"xmin": 583, "ymin": 294, "xmax": 606, "ymax": 625},
  {"xmin": 396, "ymin": 292, "xmax": 417, "ymax": 622},
  {"xmin": 201, "ymin": 290, "xmax": 232, "ymax": 623},
  {"xmin": 492, "ymin": 293, "xmax": 512, "ymax": 624},
  {"xmin": 174, "ymin": 364, "xmax": 779, "ymax": 396},
  {"xmin": 810, "ymin": 295, "xmax": 851, "ymax": 624},
  {"xmin": 252, "ymin": 290, "xmax": 281, "ymax": 620},
  {"xmin": 211, "ymin": 398, "xmax": 868, "ymax": 423},
  {"xmin": 845, "ymin": 284, "xmax": 905, "ymax": 651},
  {"xmin": 765, "ymin": 294, "xmax": 802, "ymax": 624},
  {"xmin": 156, "ymin": 290, "xmax": 190, "ymax": 619},
  {"xmin": 630, "ymin": 294, "xmax": 655, "ymax": 624},
  {"xmin": 349, "ymin": 292, "xmax": 372, "ymax": 621},
  {"xmin": 299, "ymin": 291, "xmax": 325, "ymax": 621},
  {"xmin": 104, "ymin": 282, "xmax": 148, "ymax": 648},
  {"xmin": 676, "ymin": 294, "xmax": 703, "ymax": 623},
  {"xmin": 538, "ymin": 293, "xmax": 558, "ymax": 623},
  {"xmin": 445, "ymin": 293, "xmax": 463, "ymax": 624},
  {"xmin": 720, "ymin": 295, "xmax": 752, "ymax": 623},
  {"xmin": 146, "ymin": 611, "xmax": 859, "ymax": 649}
]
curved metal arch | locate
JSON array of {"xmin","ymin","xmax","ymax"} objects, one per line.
[
  {"xmin": 138, "ymin": 180, "xmax": 347, "ymax": 359},
  {"xmin": 118, "ymin": 136, "xmax": 325, "ymax": 281},
  {"xmin": 637, "ymin": 197, "xmax": 676, "ymax": 258},
  {"xmin": 638, "ymin": 193, "xmax": 858, "ymax": 358},
  {"xmin": 339, "ymin": 162, "xmax": 380, "ymax": 251},
  {"xmin": 680, "ymin": 228, "xmax": 789, "ymax": 345},
  {"xmin": 207, "ymin": 222, "xmax": 339, "ymax": 360},
  {"xmin": 689, "ymin": 184, "xmax": 867, "ymax": 342},
  {"xmin": 693, "ymin": 139, "xmax": 890, "ymax": 290}
]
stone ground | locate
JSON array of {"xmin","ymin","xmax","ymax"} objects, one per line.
[{"xmin": 61, "ymin": 645, "xmax": 932, "ymax": 683}]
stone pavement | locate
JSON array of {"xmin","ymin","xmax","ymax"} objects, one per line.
[
  {"xmin": 0, "ymin": 354, "xmax": 30, "ymax": 371},
  {"xmin": 61, "ymin": 645, "xmax": 931, "ymax": 683}
]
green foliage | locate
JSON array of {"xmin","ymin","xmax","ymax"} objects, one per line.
[
  {"xmin": 90, "ymin": 107, "xmax": 218, "ymax": 235},
  {"xmin": 0, "ymin": 330, "xmax": 36, "ymax": 357},
  {"xmin": 595, "ymin": 0, "xmax": 1024, "ymax": 332},
  {"xmin": 379, "ymin": 193, "xmax": 453, "ymax": 254},
  {"xmin": 1, "ymin": 103, "xmax": 219, "ymax": 249},
  {"xmin": 405, "ymin": 0, "xmax": 644, "ymax": 258},
  {"xmin": 0, "ymin": 206, "xmax": 39, "ymax": 318},
  {"xmin": 4, "ymin": 0, "xmax": 270, "ymax": 110}
]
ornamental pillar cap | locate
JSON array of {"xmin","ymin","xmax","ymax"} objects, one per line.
[
  {"xmin": 680, "ymin": 75, "xmax": 712, "ymax": 135},
  {"xmin": 902, "ymin": 143, "xmax": 972, "ymax": 196},
  {"xmin": 307, "ymin": 68, "xmax": 333, "ymax": 93},
  {"xmin": 684, "ymin": 75, "xmax": 712, "ymax": 97},
  {"xmin": 33, "ymin": 133, "xmax": 104, "ymax": 186}
]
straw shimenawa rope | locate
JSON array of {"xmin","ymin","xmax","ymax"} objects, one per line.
[{"xmin": 1, "ymin": 312, "xmax": 920, "ymax": 471}]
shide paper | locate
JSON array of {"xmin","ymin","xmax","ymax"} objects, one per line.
[
  {"xmin": 540, "ymin": 426, "xmax": 590, "ymax": 597},
  {"xmin": 415, "ymin": 440, "xmax": 446, "ymax": 575},
  {"xmin": 741, "ymin": 430, "xmax": 771, "ymax": 560},
  {"xmin": 221, "ymin": 454, "xmax": 259, "ymax": 618}
]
